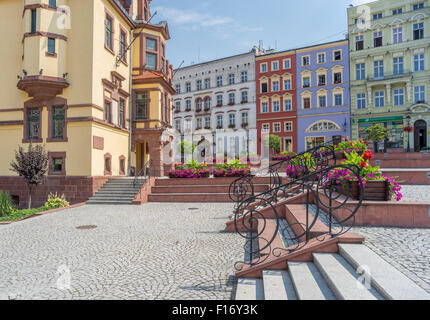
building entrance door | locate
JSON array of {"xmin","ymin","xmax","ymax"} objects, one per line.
[{"xmin": 414, "ymin": 120, "xmax": 427, "ymax": 151}]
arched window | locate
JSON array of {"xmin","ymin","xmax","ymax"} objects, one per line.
[{"xmin": 306, "ymin": 120, "xmax": 341, "ymax": 133}]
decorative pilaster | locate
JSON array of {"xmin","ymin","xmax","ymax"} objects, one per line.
[{"xmin": 386, "ymin": 84, "xmax": 391, "ymax": 105}]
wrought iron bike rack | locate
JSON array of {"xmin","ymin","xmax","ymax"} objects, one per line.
[{"xmin": 228, "ymin": 144, "xmax": 364, "ymax": 270}]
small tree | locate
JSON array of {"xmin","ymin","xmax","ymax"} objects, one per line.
[
  {"xmin": 366, "ymin": 124, "xmax": 389, "ymax": 153},
  {"xmin": 177, "ymin": 140, "xmax": 196, "ymax": 155},
  {"xmin": 10, "ymin": 144, "xmax": 49, "ymax": 209},
  {"xmin": 269, "ymin": 134, "xmax": 281, "ymax": 154}
]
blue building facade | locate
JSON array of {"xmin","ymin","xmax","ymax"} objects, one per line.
[{"xmin": 296, "ymin": 40, "xmax": 351, "ymax": 152}]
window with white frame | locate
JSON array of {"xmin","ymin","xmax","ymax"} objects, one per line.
[
  {"xmin": 261, "ymin": 63, "xmax": 267, "ymax": 72},
  {"xmin": 357, "ymin": 93, "xmax": 366, "ymax": 109},
  {"xmin": 355, "ymin": 35, "xmax": 364, "ymax": 51},
  {"xmin": 375, "ymin": 91, "xmax": 385, "ymax": 107},
  {"xmin": 196, "ymin": 118, "xmax": 202, "ymax": 129},
  {"xmin": 307, "ymin": 120, "xmax": 341, "ymax": 132},
  {"xmin": 241, "ymin": 91, "xmax": 248, "ymax": 103},
  {"xmin": 175, "ymin": 101, "xmax": 181, "ymax": 112},
  {"xmin": 374, "ymin": 60, "xmax": 384, "ymax": 79},
  {"xmin": 392, "ymin": 8, "xmax": 402, "ymax": 15},
  {"xmin": 272, "ymin": 81, "xmax": 279, "ymax": 92},
  {"xmin": 216, "ymin": 115, "xmax": 223, "ymax": 128},
  {"xmin": 185, "ymin": 118, "xmax": 191, "ymax": 132},
  {"xmin": 175, "ymin": 84, "xmax": 181, "ymax": 94},
  {"xmin": 229, "ymin": 74, "xmax": 235, "ymax": 85},
  {"xmin": 186, "ymin": 82, "xmax": 191, "ymax": 92},
  {"xmin": 319, "ymin": 95, "xmax": 327, "ymax": 108},
  {"xmin": 413, "ymin": 3, "xmax": 424, "ymax": 10},
  {"xmin": 241, "ymin": 71, "xmax": 248, "ymax": 82},
  {"xmin": 302, "ymin": 56, "xmax": 310, "ymax": 66},
  {"xmin": 318, "ymin": 74, "xmax": 326, "ymax": 86},
  {"xmin": 414, "ymin": 54, "xmax": 425, "ymax": 72},
  {"xmin": 393, "ymin": 27, "xmax": 403, "ymax": 44},
  {"xmin": 413, "ymin": 23, "xmax": 424, "ymax": 40},
  {"xmin": 394, "ymin": 88, "xmax": 404, "ymax": 106},
  {"xmin": 356, "ymin": 63, "xmax": 365, "ymax": 80},
  {"xmin": 217, "ymin": 76, "xmax": 223, "ymax": 87},
  {"xmin": 262, "ymin": 102, "xmax": 268, "ymax": 113},
  {"xmin": 273, "ymin": 123, "xmax": 281, "ymax": 132},
  {"xmin": 414, "ymin": 86, "xmax": 425, "ymax": 103},
  {"xmin": 334, "ymin": 72, "xmax": 342, "ymax": 84},
  {"xmin": 303, "ymin": 77, "xmax": 310, "ymax": 88},
  {"xmin": 284, "ymin": 79, "xmax": 291, "ymax": 90},
  {"xmin": 333, "ymin": 50, "xmax": 342, "ymax": 61},
  {"xmin": 204, "ymin": 78, "xmax": 210, "ymax": 89},
  {"xmin": 196, "ymin": 79, "xmax": 202, "ymax": 91},
  {"xmin": 273, "ymin": 101, "xmax": 280, "ymax": 112},
  {"xmin": 241, "ymin": 112, "xmax": 248, "ymax": 125},
  {"xmin": 228, "ymin": 92, "xmax": 235, "ymax": 104},
  {"xmin": 334, "ymin": 94, "xmax": 343, "ymax": 106},
  {"xmin": 283, "ymin": 59, "xmax": 291, "ymax": 69},
  {"xmin": 393, "ymin": 57, "xmax": 404, "ymax": 75},
  {"xmin": 175, "ymin": 119, "xmax": 181, "ymax": 131},
  {"xmin": 216, "ymin": 95, "xmax": 223, "ymax": 106},
  {"xmin": 303, "ymin": 97, "xmax": 311, "ymax": 109},
  {"xmin": 374, "ymin": 31, "xmax": 383, "ymax": 47},
  {"xmin": 272, "ymin": 61, "xmax": 279, "ymax": 71},
  {"xmin": 204, "ymin": 117, "xmax": 211, "ymax": 129},
  {"xmin": 229, "ymin": 113, "xmax": 236, "ymax": 127},
  {"xmin": 284, "ymin": 99, "xmax": 292, "ymax": 111},
  {"xmin": 284, "ymin": 122, "xmax": 292, "ymax": 132},
  {"xmin": 318, "ymin": 53, "xmax": 325, "ymax": 64},
  {"xmin": 262, "ymin": 123, "xmax": 270, "ymax": 133}
]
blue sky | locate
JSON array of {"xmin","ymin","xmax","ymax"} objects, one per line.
[{"xmin": 152, "ymin": 0, "xmax": 372, "ymax": 68}]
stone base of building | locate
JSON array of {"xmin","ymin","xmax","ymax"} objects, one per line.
[{"xmin": 0, "ymin": 176, "xmax": 111, "ymax": 209}]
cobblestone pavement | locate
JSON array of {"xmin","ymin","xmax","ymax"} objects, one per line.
[
  {"xmin": 0, "ymin": 203, "xmax": 243, "ymax": 300},
  {"xmin": 352, "ymin": 226, "xmax": 430, "ymax": 294},
  {"xmin": 399, "ymin": 185, "xmax": 430, "ymax": 202}
]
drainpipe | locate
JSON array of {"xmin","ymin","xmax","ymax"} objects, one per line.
[{"xmin": 128, "ymin": 29, "xmax": 133, "ymax": 176}]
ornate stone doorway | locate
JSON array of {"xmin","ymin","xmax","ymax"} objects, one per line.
[{"xmin": 414, "ymin": 120, "xmax": 427, "ymax": 151}]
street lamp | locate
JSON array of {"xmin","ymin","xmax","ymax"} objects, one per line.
[{"xmin": 404, "ymin": 116, "xmax": 413, "ymax": 153}]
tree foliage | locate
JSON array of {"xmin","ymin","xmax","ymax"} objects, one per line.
[
  {"xmin": 365, "ymin": 124, "xmax": 389, "ymax": 142},
  {"xmin": 269, "ymin": 134, "xmax": 281, "ymax": 152},
  {"xmin": 177, "ymin": 140, "xmax": 196, "ymax": 155},
  {"xmin": 10, "ymin": 144, "xmax": 49, "ymax": 209}
]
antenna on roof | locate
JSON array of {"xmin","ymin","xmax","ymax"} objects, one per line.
[{"xmin": 172, "ymin": 60, "xmax": 185, "ymax": 79}]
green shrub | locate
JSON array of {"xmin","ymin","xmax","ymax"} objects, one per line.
[
  {"xmin": 44, "ymin": 193, "xmax": 70, "ymax": 210},
  {"xmin": 0, "ymin": 191, "xmax": 15, "ymax": 217}
]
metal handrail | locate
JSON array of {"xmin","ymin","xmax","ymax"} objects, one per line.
[{"xmin": 133, "ymin": 159, "xmax": 152, "ymax": 188}]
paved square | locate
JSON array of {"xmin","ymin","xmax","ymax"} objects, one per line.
[{"xmin": 0, "ymin": 203, "xmax": 243, "ymax": 300}]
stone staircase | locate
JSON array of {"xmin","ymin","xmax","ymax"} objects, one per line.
[
  {"xmin": 232, "ymin": 203, "xmax": 430, "ymax": 300},
  {"xmin": 148, "ymin": 177, "xmax": 276, "ymax": 203},
  {"xmin": 86, "ymin": 177, "xmax": 146, "ymax": 205}
]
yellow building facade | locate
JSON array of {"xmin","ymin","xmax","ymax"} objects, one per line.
[{"xmin": 0, "ymin": 0, "xmax": 174, "ymax": 206}]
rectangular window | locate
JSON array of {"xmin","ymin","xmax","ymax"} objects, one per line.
[
  {"xmin": 413, "ymin": 3, "xmax": 424, "ymax": 10},
  {"xmin": 196, "ymin": 118, "xmax": 202, "ymax": 130},
  {"xmin": 284, "ymin": 99, "xmax": 292, "ymax": 111},
  {"xmin": 374, "ymin": 31, "xmax": 383, "ymax": 47},
  {"xmin": 135, "ymin": 92, "xmax": 148, "ymax": 120},
  {"xmin": 355, "ymin": 35, "xmax": 364, "ymax": 51},
  {"xmin": 146, "ymin": 53, "xmax": 157, "ymax": 70},
  {"xmin": 272, "ymin": 61, "xmax": 279, "ymax": 71},
  {"xmin": 204, "ymin": 78, "xmax": 210, "ymax": 89},
  {"xmin": 333, "ymin": 50, "xmax": 342, "ymax": 61},
  {"xmin": 356, "ymin": 63, "xmax": 365, "ymax": 80},
  {"xmin": 104, "ymin": 101, "xmax": 111, "ymax": 123},
  {"xmin": 185, "ymin": 100, "xmax": 191, "ymax": 111},
  {"xmin": 272, "ymin": 81, "xmax": 279, "ymax": 92},
  {"xmin": 273, "ymin": 101, "xmax": 280, "ymax": 112},
  {"xmin": 303, "ymin": 77, "xmax": 310, "ymax": 88},
  {"xmin": 229, "ymin": 114, "xmax": 236, "ymax": 127},
  {"xmin": 392, "ymin": 8, "xmax": 402, "ymax": 15},
  {"xmin": 217, "ymin": 95, "xmax": 223, "ymax": 106},
  {"xmin": 357, "ymin": 93, "xmax": 366, "ymax": 109},
  {"xmin": 196, "ymin": 80, "xmax": 202, "ymax": 91},
  {"xmin": 175, "ymin": 119, "xmax": 181, "ymax": 131},
  {"xmin": 415, "ymin": 86, "xmax": 425, "ymax": 103},
  {"xmin": 319, "ymin": 96, "xmax": 327, "ymax": 108},
  {"xmin": 262, "ymin": 102, "xmax": 268, "ymax": 113},
  {"xmin": 229, "ymin": 74, "xmax": 235, "ymax": 85},
  {"xmin": 334, "ymin": 94, "xmax": 343, "ymax": 106},
  {"xmin": 120, "ymin": 31, "xmax": 127, "ymax": 61},
  {"xmin": 318, "ymin": 53, "xmax": 325, "ymax": 64},
  {"xmin": 302, "ymin": 56, "xmax": 310, "ymax": 66},
  {"xmin": 175, "ymin": 84, "xmax": 181, "ymax": 94},
  {"xmin": 393, "ymin": 57, "xmax": 404, "ymax": 75},
  {"xmin": 31, "ymin": 9, "xmax": 37, "ymax": 33},
  {"xmin": 393, "ymin": 27, "xmax": 403, "ymax": 44},
  {"xmin": 414, "ymin": 54, "xmax": 425, "ymax": 72},
  {"xmin": 27, "ymin": 108, "xmax": 40, "ymax": 140},
  {"xmin": 241, "ymin": 71, "xmax": 248, "ymax": 82},
  {"xmin": 204, "ymin": 117, "xmax": 211, "ymax": 129},
  {"xmin": 285, "ymin": 122, "xmax": 292, "ymax": 132},
  {"xmin": 261, "ymin": 82, "xmax": 268, "ymax": 93},
  {"xmin": 241, "ymin": 112, "xmax": 248, "ymax": 126},
  {"xmin": 49, "ymin": 0, "xmax": 56, "ymax": 8},
  {"xmin": 261, "ymin": 63, "xmax": 267, "ymax": 72},
  {"xmin": 375, "ymin": 91, "xmax": 385, "ymax": 108},
  {"xmin": 273, "ymin": 123, "xmax": 281, "ymax": 133},
  {"xmin": 146, "ymin": 38, "xmax": 157, "ymax": 51},
  {"xmin": 228, "ymin": 93, "xmax": 235, "ymax": 105},
  {"xmin": 373, "ymin": 13, "xmax": 383, "ymax": 20},
  {"xmin": 262, "ymin": 124, "xmax": 270, "ymax": 133},
  {"xmin": 52, "ymin": 106, "xmax": 64, "ymax": 139},
  {"xmin": 413, "ymin": 23, "xmax": 424, "ymax": 40},
  {"xmin": 216, "ymin": 115, "xmax": 223, "ymax": 128},
  {"xmin": 284, "ymin": 79, "xmax": 291, "ymax": 90},
  {"xmin": 47, "ymin": 38, "xmax": 55, "ymax": 55},
  {"xmin": 303, "ymin": 97, "xmax": 311, "ymax": 109},
  {"xmin": 53, "ymin": 158, "xmax": 63, "ymax": 173},
  {"xmin": 186, "ymin": 82, "xmax": 191, "ymax": 92},
  {"xmin": 283, "ymin": 59, "xmax": 291, "ymax": 69},
  {"xmin": 217, "ymin": 76, "xmax": 223, "ymax": 87},
  {"xmin": 374, "ymin": 60, "xmax": 384, "ymax": 79},
  {"xmin": 105, "ymin": 15, "xmax": 113, "ymax": 50},
  {"xmin": 318, "ymin": 75, "xmax": 326, "ymax": 86},
  {"xmin": 334, "ymin": 72, "xmax": 342, "ymax": 84},
  {"xmin": 119, "ymin": 100, "xmax": 125, "ymax": 128},
  {"xmin": 241, "ymin": 91, "xmax": 248, "ymax": 103},
  {"xmin": 394, "ymin": 89, "xmax": 404, "ymax": 106},
  {"xmin": 175, "ymin": 101, "xmax": 181, "ymax": 112}
]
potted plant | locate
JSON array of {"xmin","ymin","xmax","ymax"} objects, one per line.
[
  {"xmin": 332, "ymin": 138, "xmax": 368, "ymax": 159},
  {"xmin": 324, "ymin": 151, "xmax": 402, "ymax": 201},
  {"xmin": 273, "ymin": 151, "xmax": 297, "ymax": 161}
]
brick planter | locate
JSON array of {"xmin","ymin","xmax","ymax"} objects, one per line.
[{"xmin": 339, "ymin": 180, "xmax": 390, "ymax": 201}]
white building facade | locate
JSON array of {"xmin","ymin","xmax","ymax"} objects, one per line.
[{"xmin": 172, "ymin": 50, "xmax": 259, "ymax": 160}]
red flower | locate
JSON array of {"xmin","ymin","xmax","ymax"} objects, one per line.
[
  {"xmin": 363, "ymin": 151, "xmax": 373, "ymax": 160},
  {"xmin": 345, "ymin": 137, "xmax": 348, "ymax": 141},
  {"xmin": 360, "ymin": 162, "xmax": 367, "ymax": 168},
  {"xmin": 365, "ymin": 140, "xmax": 368, "ymax": 144}
]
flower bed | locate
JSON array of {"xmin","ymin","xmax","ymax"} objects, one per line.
[
  {"xmin": 168, "ymin": 162, "xmax": 211, "ymax": 178},
  {"xmin": 272, "ymin": 152, "xmax": 297, "ymax": 161},
  {"xmin": 332, "ymin": 138, "xmax": 368, "ymax": 159},
  {"xmin": 213, "ymin": 159, "xmax": 251, "ymax": 178}
]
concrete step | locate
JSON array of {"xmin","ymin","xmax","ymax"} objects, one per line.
[
  {"xmin": 151, "ymin": 184, "xmax": 268, "ymax": 194},
  {"xmin": 313, "ymin": 253, "xmax": 384, "ymax": 300},
  {"xmin": 338, "ymin": 243, "xmax": 430, "ymax": 300},
  {"xmin": 287, "ymin": 262, "xmax": 336, "ymax": 300},
  {"xmin": 148, "ymin": 193, "xmax": 231, "ymax": 202},
  {"xmin": 90, "ymin": 195, "xmax": 136, "ymax": 200},
  {"xmin": 94, "ymin": 190, "xmax": 140, "ymax": 195},
  {"xmin": 86, "ymin": 200, "xmax": 133, "ymax": 205},
  {"xmin": 235, "ymin": 278, "xmax": 264, "ymax": 300},
  {"xmin": 262, "ymin": 270, "xmax": 297, "ymax": 300},
  {"xmin": 154, "ymin": 176, "xmax": 278, "ymax": 186}
]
